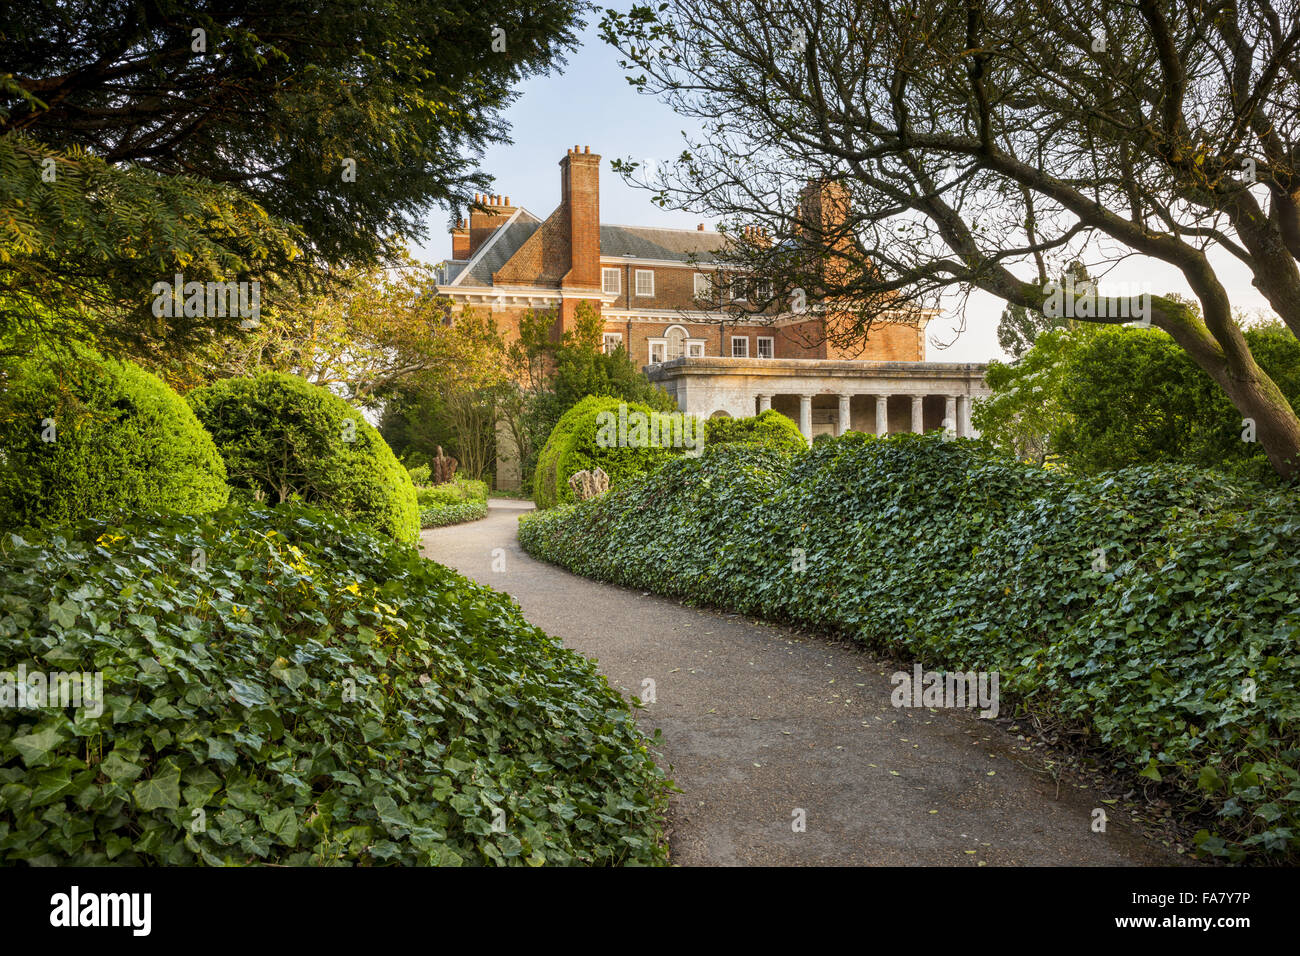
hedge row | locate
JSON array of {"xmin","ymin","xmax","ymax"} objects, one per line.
[
  {"xmin": 704, "ymin": 408, "xmax": 807, "ymax": 455},
  {"xmin": 421, "ymin": 500, "xmax": 489, "ymax": 529},
  {"xmin": 518, "ymin": 433, "xmax": 1300, "ymax": 862},
  {"xmin": 0, "ymin": 503, "xmax": 669, "ymax": 865},
  {"xmin": 416, "ymin": 476, "xmax": 489, "ymax": 511}
]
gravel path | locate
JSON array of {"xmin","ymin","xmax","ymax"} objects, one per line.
[{"xmin": 422, "ymin": 499, "xmax": 1181, "ymax": 867}]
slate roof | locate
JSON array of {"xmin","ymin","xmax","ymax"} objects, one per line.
[
  {"xmin": 448, "ymin": 209, "xmax": 542, "ymax": 287},
  {"xmin": 599, "ymin": 224, "xmax": 729, "ymax": 264}
]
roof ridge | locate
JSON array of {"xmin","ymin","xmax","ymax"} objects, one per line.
[{"xmin": 602, "ymin": 222, "xmax": 723, "ymax": 233}]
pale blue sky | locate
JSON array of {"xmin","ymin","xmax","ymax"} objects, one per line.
[{"xmin": 411, "ymin": 14, "xmax": 1275, "ymax": 364}]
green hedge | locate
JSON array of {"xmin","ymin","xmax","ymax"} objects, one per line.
[
  {"xmin": 705, "ymin": 409, "xmax": 807, "ymax": 455},
  {"xmin": 532, "ymin": 395, "xmax": 701, "ymax": 509},
  {"xmin": 421, "ymin": 500, "xmax": 489, "ymax": 528},
  {"xmin": 0, "ymin": 503, "xmax": 668, "ymax": 865},
  {"xmin": 520, "ymin": 433, "xmax": 1300, "ymax": 863},
  {"xmin": 188, "ymin": 373, "xmax": 419, "ymax": 544},
  {"xmin": 0, "ymin": 346, "xmax": 228, "ymax": 530},
  {"xmin": 417, "ymin": 476, "xmax": 488, "ymax": 510}
]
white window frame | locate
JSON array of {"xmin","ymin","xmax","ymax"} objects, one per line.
[
  {"xmin": 730, "ymin": 335, "xmax": 749, "ymax": 358},
  {"xmin": 693, "ymin": 272, "xmax": 711, "ymax": 299},
  {"xmin": 602, "ymin": 267, "xmax": 621, "ymax": 295},
  {"xmin": 634, "ymin": 269, "xmax": 655, "ymax": 297},
  {"xmin": 602, "ymin": 332, "xmax": 623, "ymax": 355},
  {"xmin": 649, "ymin": 325, "xmax": 704, "ymax": 365},
  {"xmin": 756, "ymin": 336, "xmax": 774, "ymax": 359},
  {"xmin": 754, "ymin": 280, "xmax": 771, "ymax": 302},
  {"xmin": 730, "ymin": 275, "xmax": 748, "ymax": 301}
]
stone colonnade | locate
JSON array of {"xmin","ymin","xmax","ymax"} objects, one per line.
[
  {"xmin": 648, "ymin": 358, "xmax": 991, "ymax": 443},
  {"xmin": 758, "ymin": 390, "xmax": 974, "ymax": 439}
]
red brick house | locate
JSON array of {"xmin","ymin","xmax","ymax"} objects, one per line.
[
  {"xmin": 437, "ymin": 145, "xmax": 931, "ymax": 363},
  {"xmin": 436, "ymin": 146, "xmax": 989, "ymax": 485}
]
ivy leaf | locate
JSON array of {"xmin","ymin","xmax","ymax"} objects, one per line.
[
  {"xmin": 10, "ymin": 726, "xmax": 67, "ymax": 766},
  {"xmin": 133, "ymin": 771, "xmax": 181, "ymax": 811},
  {"xmin": 46, "ymin": 599, "xmax": 78, "ymax": 628},
  {"xmin": 260, "ymin": 807, "xmax": 299, "ymax": 845}
]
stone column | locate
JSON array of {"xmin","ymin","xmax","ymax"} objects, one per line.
[
  {"xmin": 910, "ymin": 395, "xmax": 924, "ymax": 434},
  {"xmin": 874, "ymin": 395, "xmax": 889, "ymax": 435},
  {"xmin": 944, "ymin": 395, "xmax": 958, "ymax": 438},
  {"xmin": 957, "ymin": 395, "xmax": 971, "ymax": 438},
  {"xmin": 799, "ymin": 394, "xmax": 813, "ymax": 440},
  {"xmin": 757, "ymin": 393, "xmax": 771, "ymax": 413},
  {"xmin": 837, "ymin": 394, "xmax": 851, "ymax": 436}
]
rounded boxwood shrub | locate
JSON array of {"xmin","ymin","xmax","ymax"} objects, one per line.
[
  {"xmin": 705, "ymin": 409, "xmax": 807, "ymax": 455},
  {"xmin": 0, "ymin": 503, "xmax": 668, "ymax": 865},
  {"xmin": 0, "ymin": 345, "xmax": 228, "ymax": 530},
  {"xmin": 188, "ymin": 373, "xmax": 419, "ymax": 544},
  {"xmin": 532, "ymin": 395, "xmax": 701, "ymax": 509}
]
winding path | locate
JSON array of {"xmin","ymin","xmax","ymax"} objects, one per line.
[{"xmin": 422, "ymin": 500, "xmax": 1181, "ymax": 866}]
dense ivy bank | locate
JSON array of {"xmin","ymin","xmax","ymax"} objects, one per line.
[
  {"xmin": 0, "ymin": 504, "xmax": 668, "ymax": 865},
  {"xmin": 519, "ymin": 434, "xmax": 1300, "ymax": 862}
]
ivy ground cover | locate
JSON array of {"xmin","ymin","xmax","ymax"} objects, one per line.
[{"xmin": 0, "ymin": 503, "xmax": 668, "ymax": 865}]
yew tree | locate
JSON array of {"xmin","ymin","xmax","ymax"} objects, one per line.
[
  {"xmin": 602, "ymin": 0, "xmax": 1300, "ymax": 476},
  {"xmin": 1, "ymin": 0, "xmax": 584, "ymax": 359}
]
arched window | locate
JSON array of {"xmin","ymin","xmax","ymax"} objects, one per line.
[{"xmin": 664, "ymin": 325, "xmax": 688, "ymax": 360}]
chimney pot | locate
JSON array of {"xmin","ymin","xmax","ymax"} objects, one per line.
[
  {"xmin": 505, "ymin": 196, "xmax": 510, "ymax": 206},
  {"xmin": 697, "ymin": 223, "xmax": 705, "ymax": 231},
  {"xmin": 584, "ymin": 145, "xmax": 590, "ymax": 154}
]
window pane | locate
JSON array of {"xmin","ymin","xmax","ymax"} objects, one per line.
[
  {"xmin": 602, "ymin": 268, "xmax": 620, "ymax": 294},
  {"xmin": 666, "ymin": 327, "xmax": 686, "ymax": 360},
  {"xmin": 635, "ymin": 270, "xmax": 654, "ymax": 296}
]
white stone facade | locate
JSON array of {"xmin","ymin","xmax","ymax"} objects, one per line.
[{"xmin": 645, "ymin": 357, "xmax": 991, "ymax": 439}]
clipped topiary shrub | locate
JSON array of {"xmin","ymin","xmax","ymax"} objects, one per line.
[
  {"xmin": 0, "ymin": 345, "xmax": 228, "ymax": 530},
  {"xmin": 0, "ymin": 503, "xmax": 669, "ymax": 865},
  {"xmin": 705, "ymin": 409, "xmax": 808, "ymax": 455},
  {"xmin": 188, "ymin": 373, "xmax": 419, "ymax": 544},
  {"xmin": 520, "ymin": 433, "xmax": 1300, "ymax": 863},
  {"xmin": 532, "ymin": 395, "xmax": 702, "ymax": 509}
]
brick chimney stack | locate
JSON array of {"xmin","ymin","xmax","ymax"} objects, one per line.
[
  {"xmin": 555, "ymin": 145, "xmax": 602, "ymax": 337},
  {"xmin": 798, "ymin": 179, "xmax": 851, "ymax": 239},
  {"xmin": 450, "ymin": 218, "xmax": 469, "ymax": 260},
  {"xmin": 560, "ymin": 146, "xmax": 600, "ymax": 292},
  {"xmin": 468, "ymin": 192, "xmax": 516, "ymax": 258}
]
